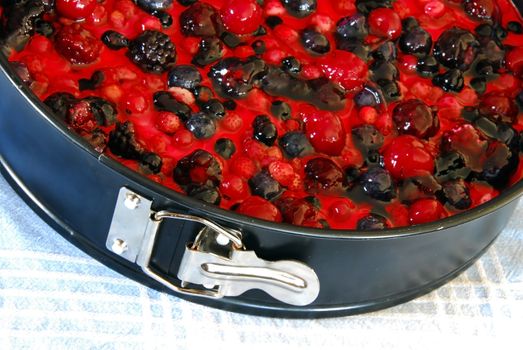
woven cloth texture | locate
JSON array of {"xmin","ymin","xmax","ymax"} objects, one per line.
[{"xmin": 0, "ymin": 173, "xmax": 521, "ymax": 350}]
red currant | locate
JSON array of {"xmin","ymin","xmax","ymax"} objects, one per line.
[
  {"xmin": 384, "ymin": 135, "xmax": 434, "ymax": 179},
  {"xmin": 368, "ymin": 8, "xmax": 401, "ymax": 40},
  {"xmin": 220, "ymin": 0, "xmax": 263, "ymax": 35},
  {"xmin": 408, "ymin": 198, "xmax": 447, "ymax": 225},
  {"xmin": 303, "ymin": 109, "xmax": 346, "ymax": 156}
]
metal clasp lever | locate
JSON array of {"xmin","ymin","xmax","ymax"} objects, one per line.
[{"xmin": 106, "ymin": 188, "xmax": 320, "ymax": 306}]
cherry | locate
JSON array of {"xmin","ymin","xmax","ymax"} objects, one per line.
[
  {"xmin": 56, "ymin": 0, "xmax": 96, "ymax": 21},
  {"xmin": 392, "ymin": 99, "xmax": 439, "ymax": 139},
  {"xmin": 275, "ymin": 196, "xmax": 320, "ymax": 227},
  {"xmin": 236, "ymin": 197, "xmax": 282, "ymax": 222},
  {"xmin": 54, "ymin": 24, "xmax": 101, "ymax": 64},
  {"xmin": 303, "ymin": 110, "xmax": 346, "ymax": 156},
  {"xmin": 408, "ymin": 198, "xmax": 447, "ymax": 225},
  {"xmin": 367, "ymin": 8, "xmax": 401, "ymax": 40},
  {"xmin": 319, "ymin": 50, "xmax": 368, "ymax": 91},
  {"xmin": 384, "ymin": 135, "xmax": 435, "ymax": 179},
  {"xmin": 220, "ymin": 0, "xmax": 263, "ymax": 35}
]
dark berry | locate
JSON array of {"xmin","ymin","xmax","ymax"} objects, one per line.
[
  {"xmin": 336, "ymin": 13, "xmax": 368, "ymax": 40},
  {"xmin": 153, "ymin": 10, "xmax": 174, "ymax": 28},
  {"xmin": 275, "ymin": 196, "xmax": 319, "ymax": 227},
  {"xmin": 173, "ymin": 149, "xmax": 222, "ymax": 188},
  {"xmin": 438, "ymin": 180, "xmax": 472, "ymax": 210},
  {"xmin": 354, "ymin": 84, "xmax": 385, "ymax": 108},
  {"xmin": 416, "ymin": 56, "xmax": 439, "ymax": 78},
  {"xmin": 0, "ymin": 0, "xmax": 45, "ymax": 51},
  {"xmin": 192, "ymin": 37, "xmax": 223, "ymax": 67},
  {"xmin": 463, "ymin": 0, "xmax": 496, "ymax": 21},
  {"xmin": 186, "ymin": 184, "xmax": 221, "ymax": 205},
  {"xmin": 434, "ymin": 27, "xmax": 479, "ymax": 70},
  {"xmin": 352, "ymin": 125, "xmax": 384, "ymax": 153},
  {"xmin": 301, "ymin": 28, "xmax": 330, "ymax": 55},
  {"xmin": 193, "ymin": 86, "xmax": 214, "ymax": 104},
  {"xmin": 432, "ymin": 69, "xmax": 464, "ymax": 92},
  {"xmin": 356, "ymin": 0, "xmax": 393, "ymax": 14},
  {"xmin": 153, "ymin": 91, "xmax": 192, "ymax": 121},
  {"xmin": 249, "ymin": 171, "xmax": 284, "ymax": 200},
  {"xmin": 140, "ymin": 152, "xmax": 163, "ymax": 174},
  {"xmin": 281, "ymin": 0, "xmax": 317, "ymax": 18},
  {"xmin": 186, "ymin": 112, "xmax": 216, "ymax": 139},
  {"xmin": 474, "ymin": 59, "xmax": 495, "ymax": 77},
  {"xmin": 474, "ymin": 117, "xmax": 520, "ymax": 149},
  {"xmin": 361, "ymin": 166, "xmax": 395, "ymax": 201},
  {"xmin": 108, "ymin": 121, "xmax": 144, "ymax": 160},
  {"xmin": 399, "ymin": 26, "xmax": 433, "ymax": 57},
  {"xmin": 371, "ymin": 41, "xmax": 397, "ymax": 61},
  {"xmin": 85, "ymin": 129, "xmax": 107, "ymax": 153},
  {"xmin": 304, "ymin": 158, "xmax": 345, "ymax": 194},
  {"xmin": 201, "ymin": 99, "xmax": 225, "ymax": 119},
  {"xmin": 252, "ymin": 40, "xmax": 266, "ymax": 54},
  {"xmin": 223, "ymin": 100, "xmax": 237, "ymax": 110},
  {"xmin": 507, "ymin": 21, "xmax": 523, "ymax": 34},
  {"xmin": 478, "ymin": 93, "xmax": 519, "ymax": 124},
  {"xmin": 214, "ymin": 138, "xmax": 236, "ymax": 159},
  {"xmin": 441, "ymin": 124, "xmax": 487, "ymax": 172},
  {"xmin": 345, "ymin": 167, "xmax": 361, "ymax": 187},
  {"xmin": 265, "ymin": 15, "xmax": 283, "ymax": 28},
  {"xmin": 399, "ymin": 175, "xmax": 442, "ymax": 202},
  {"xmin": 55, "ymin": 24, "xmax": 101, "ymax": 64},
  {"xmin": 334, "ymin": 38, "xmax": 371, "ymax": 60},
  {"xmin": 253, "ymin": 115, "xmax": 278, "ymax": 146},
  {"xmin": 79, "ymin": 70, "xmax": 105, "ymax": 91},
  {"xmin": 84, "ymin": 96, "xmax": 117, "ymax": 126},
  {"xmin": 167, "ymin": 65, "xmax": 202, "ymax": 90},
  {"xmin": 470, "ymin": 77, "xmax": 487, "ymax": 94},
  {"xmin": 393, "ymin": 99, "xmax": 439, "ymax": 138},
  {"xmin": 475, "ymin": 23, "xmax": 493, "ymax": 37},
  {"xmin": 128, "ymin": 30, "xmax": 176, "ymax": 73},
  {"xmin": 34, "ymin": 19, "xmax": 53, "ymax": 37},
  {"xmin": 136, "ymin": 0, "xmax": 173, "ymax": 11},
  {"xmin": 516, "ymin": 91, "xmax": 523, "ymax": 109},
  {"xmin": 370, "ymin": 60, "xmax": 398, "ymax": 82},
  {"xmin": 179, "ymin": 3, "xmax": 223, "ymax": 37},
  {"xmin": 271, "ymin": 100, "xmax": 292, "ymax": 120},
  {"xmin": 44, "ymin": 92, "xmax": 77, "ymax": 120},
  {"xmin": 101, "ymin": 30, "xmax": 129, "ymax": 50},
  {"xmin": 279, "ymin": 131, "xmax": 313, "ymax": 158},
  {"xmin": 357, "ymin": 214, "xmax": 389, "ymax": 230},
  {"xmin": 434, "ymin": 152, "xmax": 471, "ymax": 182},
  {"xmin": 209, "ymin": 57, "xmax": 267, "ymax": 98},
  {"xmin": 378, "ymin": 79, "xmax": 401, "ymax": 101},
  {"xmin": 281, "ymin": 56, "xmax": 301, "ymax": 74},
  {"xmin": 177, "ymin": 0, "xmax": 197, "ymax": 6},
  {"xmin": 402, "ymin": 17, "xmax": 419, "ymax": 31},
  {"xmin": 480, "ymin": 141, "xmax": 518, "ymax": 188}
]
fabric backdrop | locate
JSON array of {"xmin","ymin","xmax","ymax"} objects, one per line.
[{"xmin": 0, "ymin": 173, "xmax": 521, "ymax": 350}]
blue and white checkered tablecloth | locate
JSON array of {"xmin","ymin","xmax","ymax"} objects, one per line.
[{"xmin": 0, "ymin": 173, "xmax": 521, "ymax": 350}]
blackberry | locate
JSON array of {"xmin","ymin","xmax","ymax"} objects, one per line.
[
  {"xmin": 378, "ymin": 79, "xmax": 401, "ymax": 101},
  {"xmin": 304, "ymin": 158, "xmax": 346, "ymax": 194},
  {"xmin": 253, "ymin": 115, "xmax": 278, "ymax": 146},
  {"xmin": 0, "ymin": 0, "xmax": 45, "ymax": 52},
  {"xmin": 438, "ymin": 180, "xmax": 471, "ymax": 210},
  {"xmin": 480, "ymin": 141, "xmax": 518, "ymax": 188},
  {"xmin": 153, "ymin": 91, "xmax": 192, "ymax": 121},
  {"xmin": 192, "ymin": 37, "xmax": 224, "ymax": 67},
  {"xmin": 186, "ymin": 112, "xmax": 216, "ymax": 139},
  {"xmin": 434, "ymin": 27, "xmax": 479, "ymax": 70},
  {"xmin": 84, "ymin": 129, "xmax": 108, "ymax": 153},
  {"xmin": 128, "ymin": 30, "xmax": 176, "ymax": 73},
  {"xmin": 507, "ymin": 21, "xmax": 523, "ymax": 34},
  {"xmin": 249, "ymin": 171, "xmax": 284, "ymax": 200},
  {"xmin": 101, "ymin": 30, "xmax": 129, "ymax": 50},
  {"xmin": 281, "ymin": 0, "xmax": 317, "ymax": 18},
  {"xmin": 361, "ymin": 166, "xmax": 395, "ymax": 202},
  {"xmin": 167, "ymin": 65, "xmax": 202, "ymax": 90},
  {"xmin": 209, "ymin": 57, "xmax": 267, "ymax": 98},
  {"xmin": 354, "ymin": 84, "xmax": 385, "ymax": 108},
  {"xmin": 270, "ymin": 100, "xmax": 292, "ymax": 120},
  {"xmin": 108, "ymin": 121, "xmax": 144, "ymax": 160},
  {"xmin": 432, "ymin": 69, "xmax": 464, "ymax": 92},
  {"xmin": 301, "ymin": 28, "xmax": 330, "ymax": 55},
  {"xmin": 214, "ymin": 138, "xmax": 236, "ymax": 159},
  {"xmin": 179, "ymin": 3, "xmax": 222, "ymax": 37},
  {"xmin": 34, "ymin": 19, "xmax": 53, "ymax": 37},
  {"xmin": 201, "ymin": 99, "xmax": 225, "ymax": 119},
  {"xmin": 399, "ymin": 26, "xmax": 433, "ymax": 57},
  {"xmin": 44, "ymin": 92, "xmax": 77, "ymax": 120},
  {"xmin": 279, "ymin": 131, "xmax": 313, "ymax": 158},
  {"xmin": 173, "ymin": 149, "xmax": 222, "ymax": 187},
  {"xmin": 357, "ymin": 214, "xmax": 389, "ymax": 230},
  {"xmin": 140, "ymin": 152, "xmax": 163, "ymax": 174},
  {"xmin": 336, "ymin": 13, "xmax": 368, "ymax": 40},
  {"xmin": 84, "ymin": 97, "xmax": 117, "ymax": 126},
  {"xmin": 416, "ymin": 56, "xmax": 439, "ymax": 78}
]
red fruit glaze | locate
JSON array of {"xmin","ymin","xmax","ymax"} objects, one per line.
[
  {"xmin": 220, "ymin": 0, "xmax": 263, "ymax": 35},
  {"xmin": 56, "ymin": 0, "xmax": 97, "ymax": 21}
]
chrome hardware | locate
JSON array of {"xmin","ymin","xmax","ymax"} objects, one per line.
[{"xmin": 106, "ymin": 188, "xmax": 320, "ymax": 306}]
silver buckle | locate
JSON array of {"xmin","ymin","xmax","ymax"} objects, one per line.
[{"xmin": 106, "ymin": 188, "xmax": 320, "ymax": 306}]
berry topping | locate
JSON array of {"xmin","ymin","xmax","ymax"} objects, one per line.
[
  {"xmin": 392, "ymin": 99, "xmax": 439, "ymax": 138},
  {"xmin": 173, "ymin": 149, "xmax": 222, "ymax": 188},
  {"xmin": 434, "ymin": 28, "xmax": 479, "ymax": 70},
  {"xmin": 408, "ymin": 198, "xmax": 446, "ymax": 225},
  {"xmin": 368, "ymin": 8, "xmax": 401, "ymax": 40},
  {"xmin": 271, "ymin": 100, "xmax": 292, "ymax": 120},
  {"xmin": 55, "ymin": 24, "xmax": 101, "ymax": 64},
  {"xmin": 432, "ymin": 69, "xmax": 464, "ymax": 92},
  {"xmin": 168, "ymin": 65, "xmax": 202, "ymax": 90},
  {"xmin": 249, "ymin": 171, "xmax": 284, "ymax": 200},
  {"xmin": 192, "ymin": 37, "xmax": 224, "ymax": 67},
  {"xmin": 128, "ymin": 30, "xmax": 176, "ymax": 73},
  {"xmin": 140, "ymin": 152, "xmax": 163, "ymax": 174},
  {"xmin": 220, "ymin": 0, "xmax": 263, "ymax": 35},
  {"xmin": 304, "ymin": 157, "xmax": 345, "ymax": 194},
  {"xmin": 276, "ymin": 196, "xmax": 320, "ymax": 227},
  {"xmin": 319, "ymin": 50, "xmax": 368, "ymax": 90},
  {"xmin": 438, "ymin": 179, "xmax": 472, "ymax": 210},
  {"xmin": 253, "ymin": 115, "xmax": 278, "ymax": 146},
  {"xmin": 186, "ymin": 112, "xmax": 216, "ymax": 139},
  {"xmin": 279, "ymin": 131, "xmax": 313, "ymax": 158},
  {"xmin": 357, "ymin": 213, "xmax": 389, "ymax": 230},
  {"xmin": 336, "ymin": 13, "xmax": 368, "ymax": 40},
  {"xmin": 399, "ymin": 26, "xmax": 433, "ymax": 57},
  {"xmin": 108, "ymin": 121, "xmax": 144, "ymax": 160},
  {"xmin": 180, "ymin": 3, "xmax": 222, "ymax": 37},
  {"xmin": 281, "ymin": 0, "xmax": 317, "ymax": 18},
  {"xmin": 236, "ymin": 197, "xmax": 282, "ymax": 222},
  {"xmin": 214, "ymin": 138, "xmax": 236, "ymax": 159},
  {"xmin": 303, "ymin": 110, "xmax": 346, "ymax": 156},
  {"xmin": 137, "ymin": 0, "xmax": 173, "ymax": 11},
  {"xmin": 478, "ymin": 92, "xmax": 519, "ymax": 124},
  {"xmin": 44, "ymin": 92, "xmax": 77, "ymax": 120},
  {"xmin": 209, "ymin": 57, "xmax": 266, "ymax": 98},
  {"xmin": 463, "ymin": 0, "xmax": 497, "ymax": 21},
  {"xmin": 384, "ymin": 135, "xmax": 434, "ymax": 179},
  {"xmin": 55, "ymin": 0, "xmax": 96, "ymax": 21},
  {"xmin": 301, "ymin": 28, "xmax": 331, "ymax": 55},
  {"xmin": 201, "ymin": 99, "xmax": 225, "ymax": 119},
  {"xmin": 361, "ymin": 166, "xmax": 395, "ymax": 201}
]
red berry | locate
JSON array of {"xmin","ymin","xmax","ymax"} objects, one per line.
[
  {"xmin": 56, "ymin": 0, "xmax": 96, "ymax": 20},
  {"xmin": 220, "ymin": 0, "xmax": 263, "ymax": 35},
  {"xmin": 55, "ymin": 24, "xmax": 101, "ymax": 64},
  {"xmin": 319, "ymin": 50, "xmax": 368, "ymax": 91},
  {"xmin": 303, "ymin": 110, "xmax": 346, "ymax": 156},
  {"xmin": 463, "ymin": 0, "xmax": 497, "ymax": 21},
  {"xmin": 231, "ymin": 156, "xmax": 257, "ymax": 179},
  {"xmin": 328, "ymin": 199, "xmax": 355, "ymax": 222},
  {"xmin": 236, "ymin": 197, "xmax": 282, "ymax": 222},
  {"xmin": 268, "ymin": 160, "xmax": 295, "ymax": 187},
  {"xmin": 367, "ymin": 8, "xmax": 401, "ymax": 40},
  {"xmin": 478, "ymin": 92, "xmax": 519, "ymax": 124},
  {"xmin": 275, "ymin": 196, "xmax": 320, "ymax": 227},
  {"xmin": 156, "ymin": 112, "xmax": 181, "ymax": 134},
  {"xmin": 220, "ymin": 175, "xmax": 250, "ymax": 200},
  {"xmin": 441, "ymin": 124, "xmax": 487, "ymax": 172},
  {"xmin": 392, "ymin": 99, "xmax": 439, "ymax": 138},
  {"xmin": 408, "ymin": 198, "xmax": 447, "ymax": 225},
  {"xmin": 384, "ymin": 135, "xmax": 434, "ymax": 179},
  {"xmin": 173, "ymin": 129, "xmax": 194, "ymax": 147},
  {"xmin": 506, "ymin": 47, "xmax": 523, "ymax": 78}
]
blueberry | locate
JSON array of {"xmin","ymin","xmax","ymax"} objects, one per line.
[
  {"xmin": 336, "ymin": 13, "xmax": 368, "ymax": 40},
  {"xmin": 378, "ymin": 79, "xmax": 401, "ymax": 101},
  {"xmin": 152, "ymin": 10, "xmax": 173, "ymax": 28},
  {"xmin": 186, "ymin": 112, "xmax": 216, "ymax": 139},
  {"xmin": 140, "ymin": 152, "xmax": 163, "ymax": 174},
  {"xmin": 434, "ymin": 27, "xmax": 479, "ymax": 70},
  {"xmin": 249, "ymin": 171, "xmax": 283, "ymax": 200},
  {"xmin": 179, "ymin": 3, "xmax": 222, "ymax": 37},
  {"xmin": 392, "ymin": 99, "xmax": 439, "ymax": 138},
  {"xmin": 370, "ymin": 60, "xmax": 399, "ymax": 82},
  {"xmin": 432, "ymin": 69, "xmax": 464, "ymax": 92},
  {"xmin": 361, "ymin": 166, "xmax": 395, "ymax": 201},
  {"xmin": 44, "ymin": 92, "xmax": 76, "ymax": 120},
  {"xmin": 153, "ymin": 91, "xmax": 192, "ymax": 121},
  {"xmin": 186, "ymin": 184, "xmax": 221, "ymax": 205},
  {"xmin": 281, "ymin": 0, "xmax": 317, "ymax": 18},
  {"xmin": 474, "ymin": 59, "xmax": 495, "ymax": 77},
  {"xmin": 434, "ymin": 152, "xmax": 471, "ymax": 182},
  {"xmin": 371, "ymin": 41, "xmax": 397, "ymax": 61},
  {"xmin": 193, "ymin": 86, "xmax": 214, "ymax": 104},
  {"xmin": 281, "ymin": 56, "xmax": 301, "ymax": 74},
  {"xmin": 128, "ymin": 30, "xmax": 176, "ymax": 73},
  {"xmin": 357, "ymin": 214, "xmax": 389, "ymax": 230},
  {"xmin": 270, "ymin": 100, "xmax": 292, "ymax": 120},
  {"xmin": 136, "ymin": 0, "xmax": 173, "ymax": 11},
  {"xmin": 399, "ymin": 26, "xmax": 433, "ymax": 57},
  {"xmin": 167, "ymin": 65, "xmax": 201, "ymax": 90},
  {"xmin": 279, "ymin": 131, "xmax": 313, "ymax": 158},
  {"xmin": 304, "ymin": 158, "xmax": 345, "ymax": 194},
  {"xmin": 356, "ymin": 0, "xmax": 393, "ymax": 14},
  {"xmin": 354, "ymin": 84, "xmax": 385, "ymax": 108},
  {"xmin": 214, "ymin": 138, "xmax": 236, "ymax": 159},
  {"xmin": 438, "ymin": 180, "xmax": 471, "ymax": 210},
  {"xmin": 209, "ymin": 57, "xmax": 267, "ymax": 98},
  {"xmin": 352, "ymin": 125, "xmax": 384, "ymax": 153},
  {"xmin": 192, "ymin": 37, "xmax": 224, "ymax": 67},
  {"xmin": 253, "ymin": 115, "xmax": 278, "ymax": 146},
  {"xmin": 108, "ymin": 121, "xmax": 144, "ymax": 160},
  {"xmin": 201, "ymin": 99, "xmax": 225, "ymax": 119},
  {"xmin": 300, "ymin": 28, "xmax": 330, "ymax": 55},
  {"xmin": 101, "ymin": 30, "xmax": 129, "ymax": 50},
  {"xmin": 416, "ymin": 56, "xmax": 439, "ymax": 78},
  {"xmin": 173, "ymin": 149, "xmax": 222, "ymax": 187}
]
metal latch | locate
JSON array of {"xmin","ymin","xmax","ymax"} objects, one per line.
[{"xmin": 106, "ymin": 188, "xmax": 320, "ymax": 306}]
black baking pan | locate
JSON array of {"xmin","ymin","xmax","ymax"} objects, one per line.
[{"xmin": 1, "ymin": 4, "xmax": 523, "ymax": 318}]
